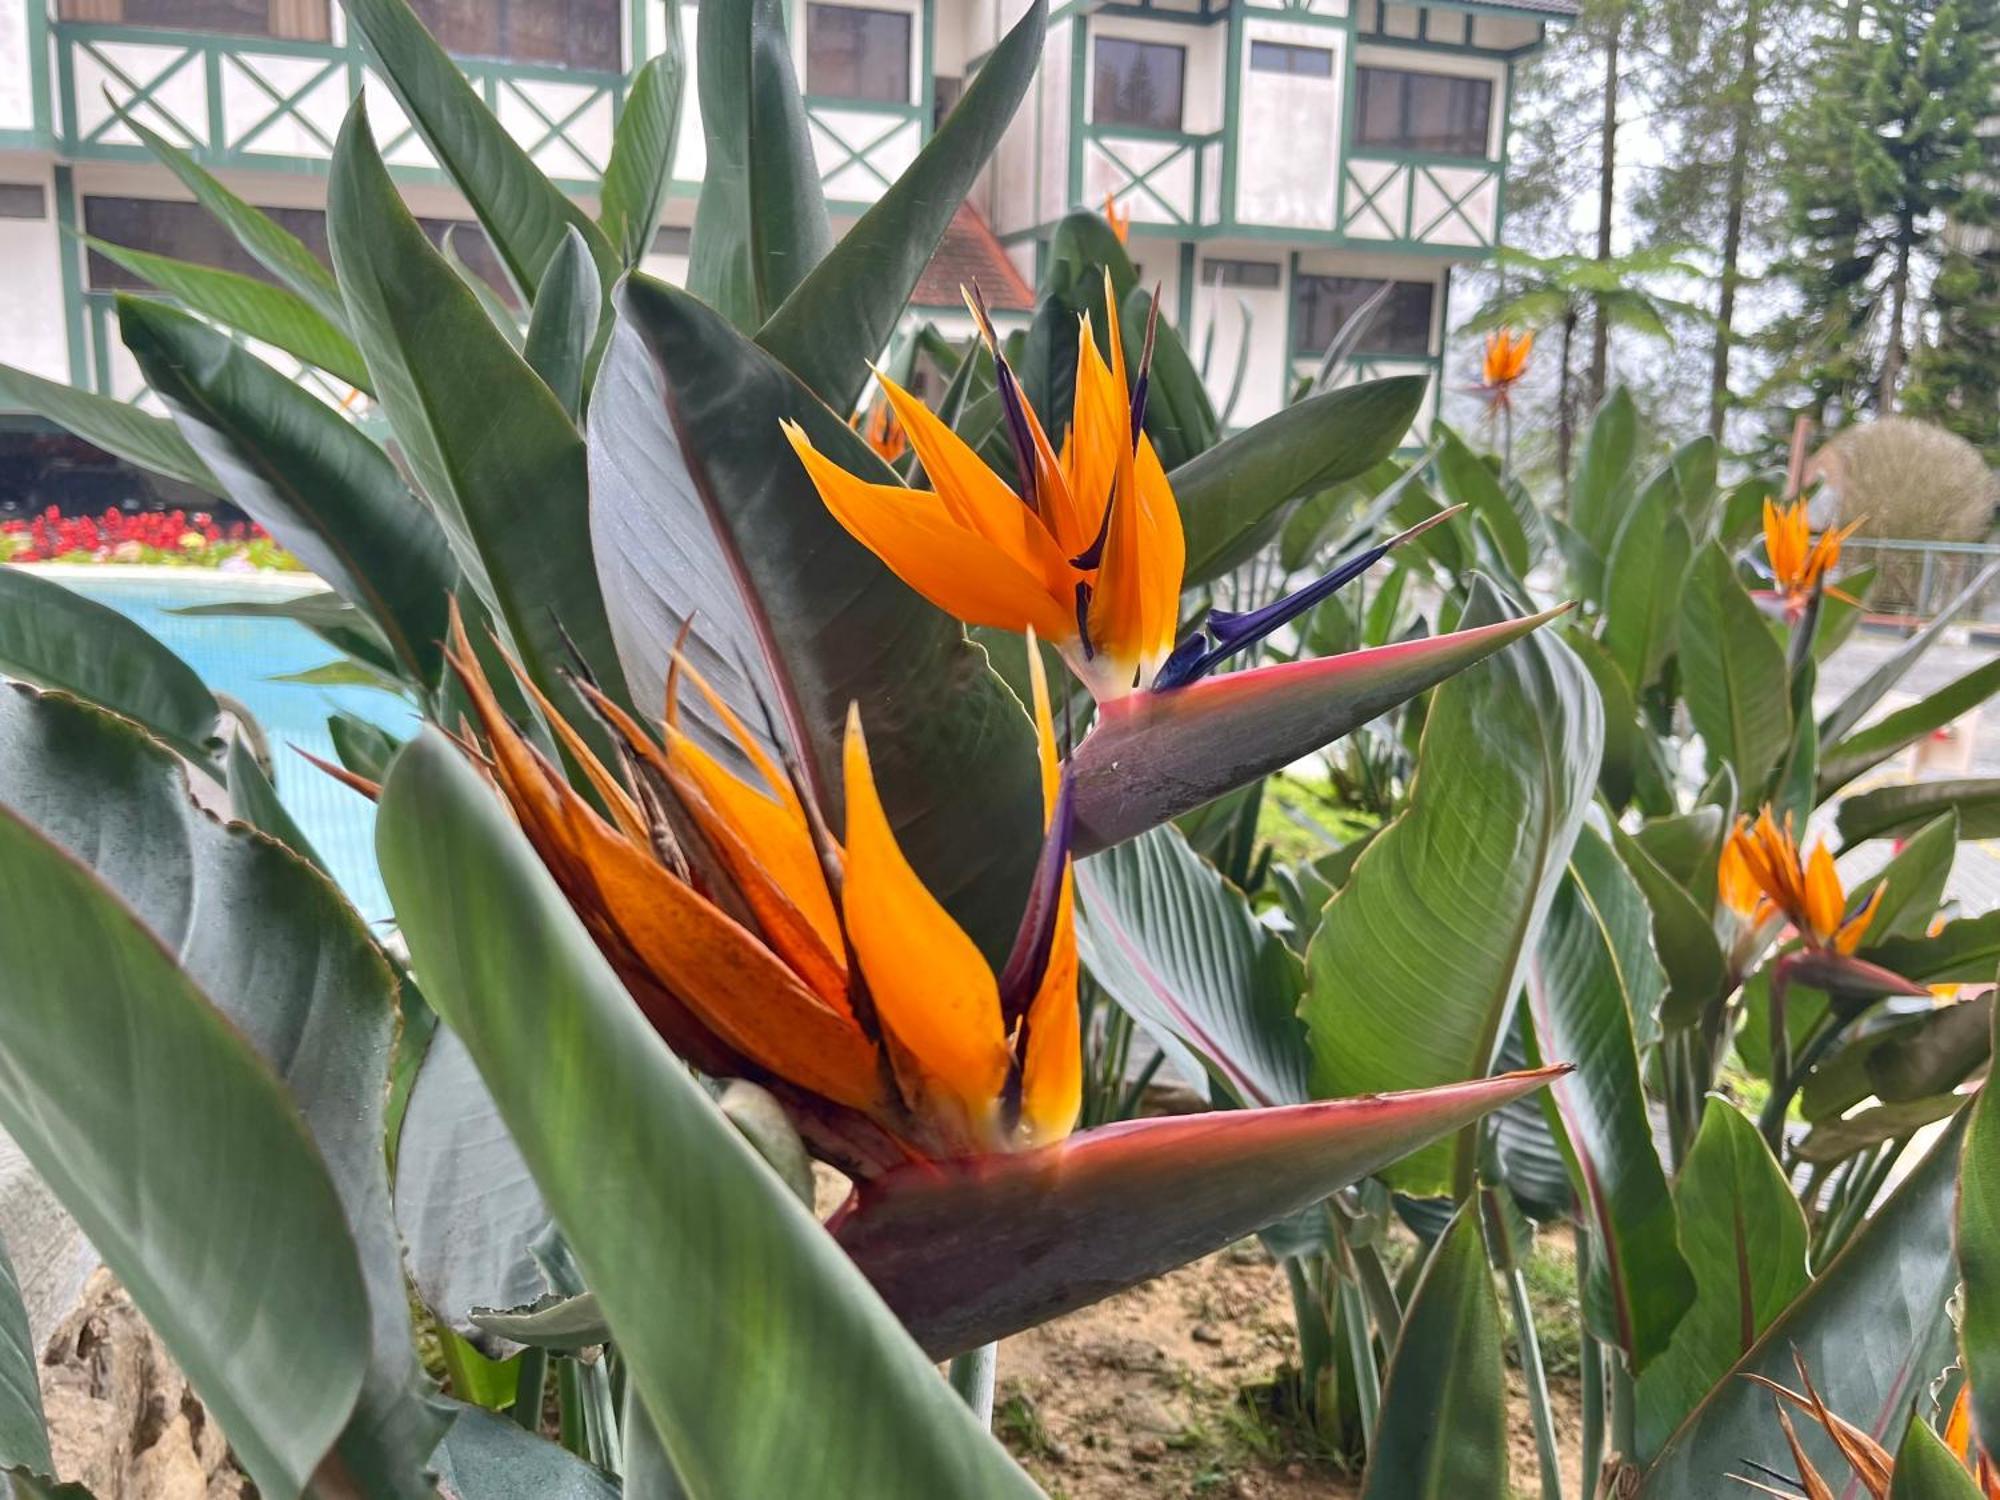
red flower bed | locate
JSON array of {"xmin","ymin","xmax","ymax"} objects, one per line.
[{"xmin": 1, "ymin": 506, "xmax": 299, "ymax": 569}]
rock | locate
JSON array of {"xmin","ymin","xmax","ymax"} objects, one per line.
[
  {"xmin": 1130, "ymin": 1438, "xmax": 1166, "ymax": 1462},
  {"xmin": 1190, "ymin": 1323, "xmax": 1223, "ymax": 1345},
  {"xmin": 1079, "ymin": 1335, "xmax": 1166, "ymax": 1373},
  {"xmin": 1121, "ymin": 1394, "xmax": 1180, "ymax": 1435}
]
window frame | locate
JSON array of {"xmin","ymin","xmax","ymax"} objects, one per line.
[
  {"xmin": 1248, "ymin": 39, "xmax": 1335, "ymax": 78},
  {"xmin": 1201, "ymin": 258, "xmax": 1282, "ymax": 290},
  {"xmin": 1351, "ymin": 64, "xmax": 1495, "ymax": 159},
  {"xmin": 58, "ymin": 0, "xmax": 332, "ymax": 41},
  {"xmin": 403, "ymin": 0, "xmax": 624, "ymax": 73},
  {"xmin": 1289, "ymin": 274, "xmax": 1436, "ymax": 359},
  {"xmin": 804, "ymin": 2, "xmax": 917, "ymax": 106},
  {"xmin": 1090, "ymin": 35, "xmax": 1188, "ymax": 132}
]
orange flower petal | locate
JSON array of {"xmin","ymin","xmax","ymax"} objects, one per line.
[
  {"xmin": 1018, "ymin": 869, "xmax": 1080, "ymax": 1145},
  {"xmin": 841, "ymin": 705, "xmax": 1011, "ymax": 1150},
  {"xmin": 1835, "ymin": 880, "xmax": 1885, "ymax": 956},
  {"xmin": 786, "ymin": 423, "xmax": 1077, "ymax": 641},
  {"xmin": 1803, "ymin": 842, "xmax": 1847, "ymax": 946}
]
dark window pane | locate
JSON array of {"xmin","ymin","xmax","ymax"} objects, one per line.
[
  {"xmin": 1353, "ymin": 67, "xmax": 1492, "ymax": 156},
  {"xmin": 806, "ymin": 5, "xmax": 913, "ymax": 104},
  {"xmin": 407, "ymin": 0, "xmax": 621, "ymax": 70},
  {"xmin": 84, "ymin": 197, "xmax": 330, "ymax": 290},
  {"xmin": 651, "ymin": 226, "xmax": 693, "ymax": 256},
  {"xmin": 72, "ymin": 0, "xmax": 331, "ymax": 40},
  {"xmin": 1093, "ymin": 37, "xmax": 1185, "ymax": 130},
  {"xmin": 0, "ymin": 184, "xmax": 46, "ymax": 220},
  {"xmin": 1201, "ymin": 258, "xmax": 1281, "ymax": 289},
  {"xmin": 1249, "ymin": 40, "xmax": 1333, "ymax": 77},
  {"xmin": 1290, "ymin": 275, "xmax": 1433, "ymax": 357}
]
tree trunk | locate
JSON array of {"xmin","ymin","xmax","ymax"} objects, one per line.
[
  {"xmin": 1709, "ymin": 0, "xmax": 1760, "ymax": 444},
  {"xmin": 1588, "ymin": 9, "xmax": 1622, "ymax": 410},
  {"xmin": 1880, "ymin": 226, "xmax": 1912, "ymax": 410},
  {"xmin": 1559, "ymin": 307, "xmax": 1578, "ymax": 508}
]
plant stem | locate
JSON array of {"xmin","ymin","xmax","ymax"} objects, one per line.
[
  {"xmin": 1609, "ymin": 1352, "xmax": 1636, "ymax": 1470},
  {"xmin": 1337, "ymin": 1277, "xmax": 1380, "ymax": 1461},
  {"xmin": 1576, "ymin": 1224, "xmax": 1605, "ymax": 1493},
  {"xmin": 1507, "ymin": 1265, "xmax": 1565, "ymax": 1500},
  {"xmin": 948, "ymin": 1343, "xmax": 999, "ymax": 1428},
  {"xmin": 513, "ymin": 1346, "xmax": 548, "ymax": 1431}
]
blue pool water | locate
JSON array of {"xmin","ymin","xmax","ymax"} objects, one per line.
[{"xmin": 63, "ymin": 573, "xmax": 410, "ymax": 926}]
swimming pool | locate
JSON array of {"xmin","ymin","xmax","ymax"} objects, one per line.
[{"xmin": 57, "ymin": 570, "xmax": 408, "ymax": 926}]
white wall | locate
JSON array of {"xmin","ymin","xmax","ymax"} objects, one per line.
[
  {"xmin": 0, "ymin": 164, "xmax": 69, "ymax": 382},
  {"xmin": 1189, "ymin": 245, "xmax": 1289, "ymax": 425},
  {"xmin": 0, "ymin": 0, "xmax": 35, "ymax": 136},
  {"xmin": 1235, "ymin": 18, "xmax": 1344, "ymax": 231}
]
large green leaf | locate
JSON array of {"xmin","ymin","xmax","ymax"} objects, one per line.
[
  {"xmin": 1680, "ymin": 542, "xmax": 1791, "ymax": 795},
  {"xmin": 1632, "ymin": 1100, "xmax": 1810, "ymax": 1462},
  {"xmin": 1431, "ymin": 424, "xmax": 1530, "ymax": 579},
  {"xmin": 1360, "ymin": 1209, "xmax": 1507, "ymax": 1499},
  {"xmin": 687, "ymin": 0, "xmax": 831, "ymax": 331},
  {"xmin": 1523, "ymin": 826, "xmax": 1690, "ymax": 1372},
  {"xmin": 175, "ymin": 590, "xmax": 403, "ymax": 680},
  {"xmin": 87, "ymin": 239, "xmax": 371, "ymax": 391},
  {"xmin": 1569, "ymin": 386, "xmax": 1638, "ymax": 563},
  {"xmin": 1642, "ymin": 1115, "xmax": 1966, "ymax": 1493},
  {"xmin": 1174, "ymin": 377, "xmax": 1429, "ymax": 585},
  {"xmin": 0, "ymin": 362, "xmax": 219, "ymax": 496},
  {"xmin": 1073, "ymin": 822, "xmax": 1309, "ymax": 1107},
  {"xmin": 377, "ymin": 730, "xmax": 1047, "ymax": 1497},
  {"xmin": 1820, "ymin": 656, "xmax": 2000, "ymax": 796},
  {"xmin": 1865, "ymin": 911, "xmax": 2000, "ymax": 986},
  {"xmin": 0, "ymin": 1239, "xmax": 48, "ymax": 1482},
  {"xmin": 1959, "ymin": 1001, "xmax": 2000, "ymax": 1466},
  {"xmin": 0, "ymin": 754, "xmax": 370, "ymax": 1498},
  {"xmin": 1890, "ymin": 1418, "xmax": 1987, "ymax": 1499},
  {"xmin": 0, "ymin": 565, "xmax": 221, "ymax": 765},
  {"xmin": 834, "ymin": 1068, "xmax": 1559, "ymax": 1358},
  {"xmin": 759, "ymin": 0, "xmax": 1045, "ymax": 412},
  {"xmin": 339, "ymin": 0, "xmax": 619, "ymax": 301},
  {"xmin": 118, "ymin": 296, "xmax": 453, "ymax": 692},
  {"xmin": 1819, "ymin": 559, "xmax": 2000, "ymax": 746},
  {"xmin": 1610, "ymin": 823, "xmax": 1726, "ymax": 1028},
  {"xmin": 1801, "ymin": 994, "xmax": 1990, "ymax": 1123},
  {"xmin": 1839, "ymin": 779, "xmax": 2000, "ymax": 845},
  {"xmin": 599, "ymin": 48, "xmax": 686, "ymax": 271},
  {"xmin": 328, "ymin": 104, "xmax": 628, "ymax": 735},
  {"xmin": 1304, "ymin": 580, "xmax": 1602, "ymax": 1194},
  {"xmin": 521, "ymin": 227, "xmax": 603, "ymax": 420},
  {"xmin": 1853, "ymin": 811, "xmax": 1960, "ymax": 942},
  {"xmin": 588, "ymin": 273, "xmax": 1043, "ymax": 964},
  {"xmin": 431, "ymin": 1404, "xmax": 622, "ymax": 1498},
  {"xmin": 1070, "ymin": 606, "xmax": 1569, "ymax": 854},
  {"xmin": 0, "ymin": 685, "xmax": 445, "ymax": 1495},
  {"xmin": 227, "ymin": 734, "xmax": 328, "ymax": 872},
  {"xmin": 1601, "ymin": 473, "xmax": 1693, "ymax": 693}
]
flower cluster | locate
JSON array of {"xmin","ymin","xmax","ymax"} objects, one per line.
[{"xmin": 0, "ymin": 506, "xmax": 299, "ymax": 569}]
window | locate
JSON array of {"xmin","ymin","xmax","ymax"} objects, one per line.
[
  {"xmin": 1291, "ymin": 275, "xmax": 1433, "ymax": 357},
  {"xmin": 1092, "ymin": 37, "xmax": 1185, "ymax": 130},
  {"xmin": 650, "ymin": 226, "xmax": 693, "ymax": 257},
  {"xmin": 1249, "ymin": 40, "xmax": 1334, "ymax": 78},
  {"xmin": 1353, "ymin": 67, "xmax": 1492, "ymax": 157},
  {"xmin": 405, "ymin": 0, "xmax": 622, "ymax": 72},
  {"xmin": 0, "ymin": 185, "xmax": 46, "ymax": 220},
  {"xmin": 58, "ymin": 0, "xmax": 330, "ymax": 40},
  {"xmin": 1201, "ymin": 258, "xmax": 1281, "ymax": 289},
  {"xmin": 806, "ymin": 5, "xmax": 913, "ymax": 104},
  {"xmin": 84, "ymin": 198, "xmax": 331, "ymax": 291}
]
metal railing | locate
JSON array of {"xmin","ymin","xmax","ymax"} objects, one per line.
[{"xmin": 1839, "ymin": 537, "xmax": 2000, "ymax": 624}]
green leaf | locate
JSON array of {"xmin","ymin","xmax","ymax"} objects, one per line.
[
  {"xmin": 338, "ymin": 0, "xmax": 619, "ymax": 301},
  {"xmin": 1814, "ymin": 563, "xmax": 1876, "ymax": 661},
  {"xmin": 1852, "ymin": 811, "xmax": 1959, "ymax": 942},
  {"xmin": 1680, "ymin": 542, "xmax": 1791, "ymax": 795},
  {"xmin": 1071, "ymin": 605, "xmax": 1570, "ymax": 855},
  {"xmin": 1864, "ymin": 910, "xmax": 2000, "ymax": 986},
  {"xmin": 1800, "ymin": 993, "xmax": 1990, "ymax": 1123},
  {"xmin": 118, "ymin": 296, "xmax": 453, "ymax": 692},
  {"xmin": 1796, "ymin": 1094, "xmax": 1966, "ymax": 1164},
  {"xmin": 1839, "ymin": 778, "xmax": 2000, "ymax": 845},
  {"xmin": 687, "ymin": 0, "xmax": 831, "ymax": 331},
  {"xmin": 271, "ymin": 658, "xmax": 408, "ymax": 692},
  {"xmin": 0, "ymin": 362, "xmax": 219, "ymax": 496},
  {"xmin": 1360, "ymin": 1209, "xmax": 1508, "ymax": 1499},
  {"xmin": 1819, "ymin": 559, "xmax": 2000, "ymax": 746},
  {"xmin": 226, "ymin": 736, "xmax": 328, "ymax": 872},
  {"xmin": 1122, "ymin": 284, "xmax": 1220, "ymax": 472},
  {"xmin": 173, "ymin": 590, "xmax": 402, "ymax": 678},
  {"xmin": 1073, "ymin": 822, "xmax": 1309, "ymax": 1107},
  {"xmin": 88, "ymin": 239, "xmax": 371, "ymax": 391},
  {"xmin": 0, "ymin": 718, "xmax": 372, "ymax": 1498},
  {"xmin": 442, "ymin": 225, "xmax": 527, "ymax": 349},
  {"xmin": 1601, "ymin": 476, "xmax": 1692, "ymax": 693},
  {"xmin": 1175, "ymin": 377, "xmax": 1429, "ymax": 586},
  {"xmin": 588, "ymin": 273, "xmax": 1043, "ymax": 964},
  {"xmin": 1820, "ymin": 656, "xmax": 2000, "ymax": 796},
  {"xmin": 470, "ymin": 1292, "xmax": 609, "ymax": 1353},
  {"xmin": 1632, "ymin": 1100, "xmax": 1811, "ymax": 1461},
  {"xmin": 330, "ymin": 710, "xmax": 403, "ymax": 784},
  {"xmin": 431, "ymin": 1403, "xmax": 621, "ymax": 1498},
  {"xmin": 377, "ymin": 730, "xmax": 1047, "ymax": 1496},
  {"xmin": 1523, "ymin": 827, "xmax": 1691, "ymax": 1372},
  {"xmin": 0, "ymin": 685, "xmax": 444, "ymax": 1495},
  {"xmin": 1889, "ymin": 1418, "xmax": 1987, "ymax": 1499},
  {"xmin": 0, "ymin": 1238, "xmax": 48, "ymax": 1481},
  {"xmin": 521, "ymin": 227, "xmax": 603, "ymax": 420},
  {"xmin": 0, "ymin": 566, "xmax": 221, "ymax": 764},
  {"xmin": 1431, "ymin": 424, "xmax": 1529, "ymax": 579},
  {"xmin": 758, "ymin": 0, "xmax": 1046, "ymax": 412},
  {"xmin": 1642, "ymin": 1116, "xmax": 1966, "ymax": 1492},
  {"xmin": 329, "ymin": 103, "xmax": 629, "ymax": 739},
  {"xmin": 1610, "ymin": 824, "xmax": 1726, "ymax": 1029},
  {"xmin": 1569, "ymin": 387, "xmax": 1638, "ymax": 561},
  {"xmin": 1568, "ymin": 625, "xmax": 1643, "ymax": 809},
  {"xmin": 1303, "ymin": 581, "xmax": 1602, "ymax": 1195},
  {"xmin": 1958, "ymin": 998, "xmax": 2000, "ymax": 1480},
  {"xmin": 127, "ymin": 116, "xmax": 347, "ymax": 326},
  {"xmin": 599, "ymin": 48, "xmax": 686, "ymax": 271}
]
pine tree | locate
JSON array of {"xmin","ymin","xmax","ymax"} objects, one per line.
[{"xmin": 1770, "ymin": 0, "xmax": 1996, "ymax": 429}]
